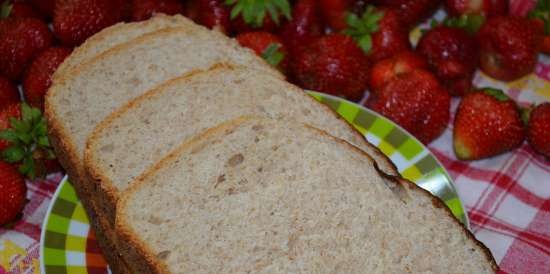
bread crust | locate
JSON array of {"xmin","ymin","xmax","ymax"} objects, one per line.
[{"xmin": 115, "ymin": 117, "xmax": 498, "ymax": 274}]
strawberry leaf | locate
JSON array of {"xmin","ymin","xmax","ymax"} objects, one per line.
[
  {"xmin": 0, "ymin": 0, "xmax": 12, "ymax": 18},
  {"xmin": 19, "ymin": 155, "xmax": 35, "ymax": 179},
  {"xmin": 0, "ymin": 103, "xmax": 57, "ymax": 179},
  {"xmin": 480, "ymin": 87, "xmax": 509, "ymax": 102},
  {"xmin": 343, "ymin": 6, "xmax": 384, "ymax": 54},
  {"xmin": 261, "ymin": 43, "xmax": 284, "ymax": 67},
  {"xmin": 226, "ymin": 0, "xmax": 291, "ymax": 27},
  {"xmin": 37, "ymin": 136, "xmax": 50, "ymax": 148},
  {"xmin": 15, "ymin": 131, "xmax": 32, "ymax": 145},
  {"xmin": 0, "ymin": 129, "xmax": 18, "ymax": 143},
  {"xmin": 2, "ymin": 146, "xmax": 26, "ymax": 163},
  {"xmin": 444, "ymin": 14, "xmax": 485, "ymax": 34},
  {"xmin": 10, "ymin": 117, "xmax": 31, "ymax": 133}
]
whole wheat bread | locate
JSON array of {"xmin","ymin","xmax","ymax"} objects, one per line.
[
  {"xmin": 45, "ymin": 25, "xmax": 280, "ymax": 197},
  {"xmin": 53, "ymin": 14, "xmax": 195, "ymax": 81},
  {"xmin": 116, "ymin": 116, "xmax": 498, "ymax": 274},
  {"xmin": 45, "ymin": 22, "xmax": 280, "ymax": 274},
  {"xmin": 84, "ymin": 65, "xmax": 397, "ymax": 227}
]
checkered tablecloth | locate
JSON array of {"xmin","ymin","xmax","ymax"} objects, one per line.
[{"xmin": 1, "ymin": 1, "xmax": 549, "ymax": 273}]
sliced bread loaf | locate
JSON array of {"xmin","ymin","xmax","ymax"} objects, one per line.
[
  {"xmin": 45, "ymin": 25, "xmax": 280, "ymax": 199},
  {"xmin": 116, "ymin": 116, "xmax": 497, "ymax": 274},
  {"xmin": 53, "ymin": 14, "xmax": 195, "ymax": 81},
  {"xmin": 84, "ymin": 65, "xmax": 397, "ymax": 226}
]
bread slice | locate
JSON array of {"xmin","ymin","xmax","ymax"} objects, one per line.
[
  {"xmin": 53, "ymin": 14, "xmax": 195, "ymax": 81},
  {"xmin": 116, "ymin": 116, "xmax": 497, "ymax": 274},
  {"xmin": 84, "ymin": 65, "xmax": 397, "ymax": 227}
]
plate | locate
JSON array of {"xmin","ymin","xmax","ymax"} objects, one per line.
[{"xmin": 40, "ymin": 92, "xmax": 468, "ymax": 274}]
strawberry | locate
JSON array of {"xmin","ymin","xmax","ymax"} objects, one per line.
[
  {"xmin": 0, "ymin": 76, "xmax": 19, "ymax": 109},
  {"xmin": 478, "ymin": 16, "xmax": 543, "ymax": 81},
  {"xmin": 453, "ymin": 88, "xmax": 525, "ymax": 160},
  {"xmin": 131, "ymin": 0, "xmax": 184, "ymax": 22},
  {"xmin": 369, "ymin": 51, "xmax": 428, "ymax": 94},
  {"xmin": 344, "ymin": 6, "xmax": 411, "ymax": 62},
  {"xmin": 319, "ymin": 0, "xmax": 352, "ymax": 31},
  {"xmin": 226, "ymin": 0, "xmax": 291, "ymax": 32},
  {"xmin": 0, "ymin": 15, "xmax": 52, "ymax": 80},
  {"xmin": 529, "ymin": 0, "xmax": 550, "ymax": 55},
  {"xmin": 236, "ymin": 31, "xmax": 288, "ymax": 71},
  {"xmin": 53, "ymin": 0, "xmax": 127, "ymax": 46},
  {"xmin": 187, "ymin": 0, "xmax": 232, "ymax": 34},
  {"xmin": 372, "ymin": 0, "xmax": 441, "ymax": 27},
  {"xmin": 0, "ymin": 103, "xmax": 58, "ymax": 178},
  {"xmin": 445, "ymin": 0, "xmax": 508, "ymax": 17},
  {"xmin": 527, "ymin": 103, "xmax": 550, "ymax": 158},
  {"xmin": 417, "ymin": 24, "xmax": 479, "ymax": 96},
  {"xmin": 0, "ymin": 160, "xmax": 26, "ymax": 226},
  {"xmin": 278, "ymin": 0, "xmax": 323, "ymax": 57},
  {"xmin": 0, "ymin": 102, "xmax": 21, "ymax": 152},
  {"xmin": 291, "ymin": 34, "xmax": 370, "ymax": 102},
  {"xmin": 28, "ymin": 0, "xmax": 54, "ymax": 18},
  {"xmin": 22, "ymin": 47, "xmax": 72, "ymax": 110},
  {"xmin": 366, "ymin": 69, "xmax": 451, "ymax": 144}
]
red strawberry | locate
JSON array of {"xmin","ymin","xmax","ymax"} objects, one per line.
[
  {"xmin": 369, "ymin": 51, "xmax": 428, "ymax": 94},
  {"xmin": 278, "ymin": 0, "xmax": 323, "ymax": 56},
  {"xmin": 529, "ymin": 0, "xmax": 550, "ymax": 55},
  {"xmin": 372, "ymin": 0, "xmax": 441, "ymax": 27},
  {"xmin": 53, "ymin": 0, "xmax": 127, "ymax": 46},
  {"xmin": 0, "ymin": 16, "xmax": 52, "ymax": 80},
  {"xmin": 344, "ymin": 6, "xmax": 411, "ymax": 62},
  {"xmin": 0, "ymin": 77, "xmax": 19, "ymax": 109},
  {"xmin": 0, "ymin": 102, "xmax": 21, "ymax": 151},
  {"xmin": 0, "ymin": 161, "xmax": 26, "ymax": 226},
  {"xmin": 23, "ymin": 47, "xmax": 72, "ymax": 110},
  {"xmin": 445, "ymin": 0, "xmax": 508, "ymax": 17},
  {"xmin": 453, "ymin": 88, "xmax": 525, "ymax": 160},
  {"xmin": 187, "ymin": 0, "xmax": 232, "ymax": 34},
  {"xmin": 366, "ymin": 69, "xmax": 450, "ymax": 144},
  {"xmin": 28, "ymin": 0, "xmax": 54, "ymax": 17},
  {"xmin": 292, "ymin": 34, "xmax": 370, "ymax": 102},
  {"xmin": 131, "ymin": 0, "xmax": 184, "ymax": 22},
  {"xmin": 0, "ymin": 103, "xmax": 58, "ymax": 178},
  {"xmin": 236, "ymin": 31, "xmax": 288, "ymax": 72},
  {"xmin": 319, "ymin": 0, "xmax": 352, "ymax": 31},
  {"xmin": 417, "ymin": 25, "xmax": 479, "ymax": 96},
  {"xmin": 527, "ymin": 103, "xmax": 550, "ymax": 158},
  {"xmin": 226, "ymin": 0, "xmax": 291, "ymax": 33},
  {"xmin": 478, "ymin": 16, "xmax": 543, "ymax": 81}
]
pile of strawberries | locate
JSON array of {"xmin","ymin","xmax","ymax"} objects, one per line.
[{"xmin": 0, "ymin": 0, "xmax": 549, "ymax": 226}]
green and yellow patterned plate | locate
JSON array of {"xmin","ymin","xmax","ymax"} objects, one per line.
[{"xmin": 40, "ymin": 92, "xmax": 468, "ymax": 274}]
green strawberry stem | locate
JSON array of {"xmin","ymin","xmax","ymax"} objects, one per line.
[
  {"xmin": 0, "ymin": 0, "xmax": 12, "ymax": 18},
  {"xmin": 479, "ymin": 87, "xmax": 509, "ymax": 102},
  {"xmin": 521, "ymin": 104, "xmax": 536, "ymax": 126},
  {"xmin": 226, "ymin": 0, "xmax": 292, "ymax": 27},
  {"xmin": 0, "ymin": 103, "xmax": 56, "ymax": 179},
  {"xmin": 261, "ymin": 43, "xmax": 284, "ymax": 67},
  {"xmin": 443, "ymin": 14, "xmax": 486, "ymax": 34},
  {"xmin": 343, "ymin": 6, "xmax": 384, "ymax": 54}
]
